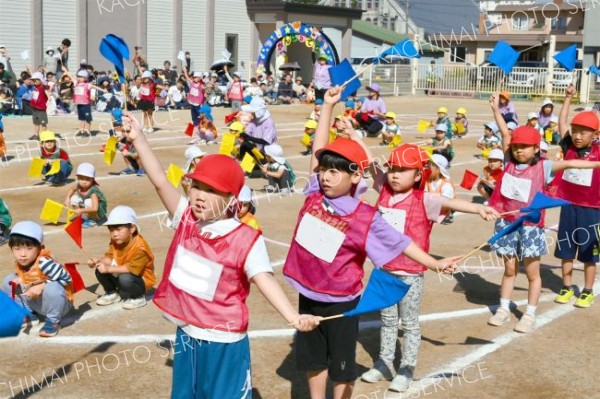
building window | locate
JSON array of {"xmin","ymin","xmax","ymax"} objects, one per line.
[
  {"xmin": 450, "ymin": 47, "xmax": 466, "ymax": 63},
  {"xmin": 512, "ymin": 15, "xmax": 529, "ymax": 31},
  {"xmin": 551, "ymin": 16, "xmax": 567, "ymax": 31},
  {"xmin": 226, "ymin": 34, "xmax": 238, "ymax": 70}
]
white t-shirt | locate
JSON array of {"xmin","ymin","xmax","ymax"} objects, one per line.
[
  {"xmin": 426, "ymin": 178, "xmax": 455, "ymax": 199},
  {"xmin": 167, "ymin": 86, "xmax": 183, "ymax": 103},
  {"xmin": 167, "ymin": 197, "xmax": 272, "ymax": 343}
]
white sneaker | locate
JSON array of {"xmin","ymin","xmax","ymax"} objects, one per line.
[
  {"xmin": 96, "ymin": 292, "xmax": 121, "ymax": 306},
  {"xmin": 487, "ymin": 307, "xmax": 510, "ymax": 326},
  {"xmin": 122, "ymin": 297, "xmax": 147, "ymax": 310},
  {"xmin": 207, "ymin": 140, "xmax": 217, "ymax": 145},
  {"xmin": 514, "ymin": 314, "xmax": 535, "ymax": 333},
  {"xmin": 389, "ymin": 367, "xmax": 413, "ymax": 392},
  {"xmin": 361, "ymin": 360, "xmax": 395, "ymax": 383}
]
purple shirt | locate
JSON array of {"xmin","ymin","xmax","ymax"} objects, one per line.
[
  {"xmin": 499, "ymin": 102, "xmax": 518, "ymax": 124},
  {"xmin": 361, "ymin": 97, "xmax": 387, "ymax": 121},
  {"xmin": 245, "ymin": 115, "xmax": 277, "ymax": 148},
  {"xmin": 313, "ymin": 61, "xmax": 331, "ymax": 90},
  {"xmin": 285, "ymin": 175, "xmax": 413, "ymax": 302},
  {"xmin": 537, "ymin": 111, "xmax": 556, "ymax": 129}
]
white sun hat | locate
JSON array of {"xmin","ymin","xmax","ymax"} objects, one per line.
[
  {"xmin": 264, "ymin": 144, "xmax": 286, "ymax": 164},
  {"xmin": 10, "ymin": 221, "xmax": 44, "ymax": 244},
  {"xmin": 431, "ymin": 154, "xmax": 450, "ymax": 178},
  {"xmin": 105, "ymin": 206, "xmax": 137, "ymax": 226}
]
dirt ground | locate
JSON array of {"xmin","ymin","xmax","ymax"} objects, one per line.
[{"xmin": 0, "ymin": 94, "xmax": 598, "ymax": 399}]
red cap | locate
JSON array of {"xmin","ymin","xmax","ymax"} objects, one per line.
[
  {"xmin": 386, "ymin": 144, "xmax": 426, "ymax": 169},
  {"xmin": 185, "ymin": 154, "xmax": 245, "ymax": 196},
  {"xmin": 510, "ymin": 126, "xmax": 541, "ymax": 146},
  {"xmin": 571, "ymin": 111, "xmax": 599, "ymax": 131},
  {"xmin": 315, "ymin": 138, "xmax": 369, "ymax": 172}
]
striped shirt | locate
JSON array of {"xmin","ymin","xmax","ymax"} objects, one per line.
[{"xmin": 38, "ymin": 257, "xmax": 72, "ymax": 286}]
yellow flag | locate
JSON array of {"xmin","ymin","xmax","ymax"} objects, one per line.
[
  {"xmin": 66, "ymin": 208, "xmax": 76, "ymax": 226},
  {"xmin": 45, "ymin": 160, "xmax": 61, "ymax": 176},
  {"xmin": 105, "ymin": 136, "xmax": 118, "ymax": 152},
  {"xmin": 388, "ymin": 135, "xmax": 403, "ymax": 148},
  {"xmin": 417, "ymin": 120, "xmax": 430, "ymax": 133},
  {"xmin": 39, "ymin": 199, "xmax": 64, "ymax": 224},
  {"xmin": 251, "ymin": 147, "xmax": 264, "ymax": 160},
  {"xmin": 166, "ymin": 163, "xmax": 185, "ymax": 188},
  {"xmin": 219, "ymin": 133, "xmax": 236, "ymax": 156},
  {"xmin": 420, "ymin": 145, "xmax": 433, "ymax": 157},
  {"xmin": 28, "ymin": 157, "xmax": 45, "ymax": 178},
  {"xmin": 455, "ymin": 121, "xmax": 466, "ymax": 135},
  {"xmin": 240, "ymin": 153, "xmax": 256, "ymax": 173},
  {"xmin": 104, "ymin": 136, "xmax": 119, "ymax": 166},
  {"xmin": 300, "ymin": 133, "xmax": 312, "ymax": 147},
  {"xmin": 329, "ymin": 130, "xmax": 337, "ymax": 143},
  {"xmin": 545, "ymin": 129, "xmax": 553, "ymax": 144}
]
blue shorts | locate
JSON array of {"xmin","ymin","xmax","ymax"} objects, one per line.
[
  {"xmin": 171, "ymin": 328, "xmax": 252, "ymax": 399},
  {"xmin": 77, "ymin": 104, "xmax": 92, "ymax": 123},
  {"xmin": 554, "ymin": 205, "xmax": 600, "ymax": 263},
  {"xmin": 491, "ymin": 218, "xmax": 548, "ymax": 259},
  {"xmin": 190, "ymin": 104, "xmax": 201, "ymax": 127}
]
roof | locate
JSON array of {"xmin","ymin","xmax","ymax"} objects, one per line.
[
  {"xmin": 493, "ymin": 3, "xmax": 583, "ymax": 12},
  {"xmin": 394, "ymin": 0, "xmax": 480, "ymax": 36},
  {"xmin": 352, "ymin": 20, "xmax": 444, "ymax": 53}
]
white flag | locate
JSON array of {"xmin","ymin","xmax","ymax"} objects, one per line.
[
  {"xmin": 177, "ymin": 50, "xmax": 185, "ymax": 62},
  {"xmin": 222, "ymin": 49, "xmax": 232, "ymax": 61},
  {"xmin": 20, "ymin": 50, "xmax": 29, "ymax": 60}
]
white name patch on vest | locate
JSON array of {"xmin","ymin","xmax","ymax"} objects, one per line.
[
  {"xmin": 295, "ymin": 213, "xmax": 345, "ymax": 263},
  {"xmin": 170, "ymin": 245, "xmax": 223, "ymax": 301},
  {"xmin": 500, "ymin": 173, "xmax": 532, "ymax": 203},
  {"xmin": 379, "ymin": 206, "xmax": 406, "ymax": 233},
  {"xmin": 190, "ymin": 88, "xmax": 199, "ymax": 96},
  {"xmin": 140, "ymin": 87, "xmax": 150, "ymax": 96},
  {"xmin": 563, "ymin": 168, "xmax": 593, "ymax": 187},
  {"xmin": 74, "ymin": 86, "xmax": 85, "ymax": 95}
]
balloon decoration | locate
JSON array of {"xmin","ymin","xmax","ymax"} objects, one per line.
[{"xmin": 256, "ymin": 21, "xmax": 336, "ymax": 75}]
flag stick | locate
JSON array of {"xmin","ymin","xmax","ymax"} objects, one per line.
[
  {"xmin": 498, "ymin": 209, "xmax": 520, "ymax": 216},
  {"xmin": 457, "ymin": 242, "xmax": 489, "ymax": 264},
  {"xmin": 287, "ymin": 313, "xmax": 344, "ymax": 326},
  {"xmin": 342, "ymin": 63, "xmax": 373, "ymax": 88}
]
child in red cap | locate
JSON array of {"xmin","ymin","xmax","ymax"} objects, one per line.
[
  {"xmin": 489, "ymin": 93, "xmax": 600, "ymax": 333},
  {"xmin": 283, "ymin": 87, "xmax": 459, "ymax": 399},
  {"xmin": 361, "ymin": 144, "xmax": 498, "ymax": 392},
  {"xmin": 120, "ymin": 112, "xmax": 321, "ymax": 398},
  {"xmin": 553, "ymin": 85, "xmax": 600, "ymax": 308}
]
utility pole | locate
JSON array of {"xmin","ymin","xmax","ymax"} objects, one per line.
[{"xmin": 405, "ymin": 0, "xmax": 410, "ymax": 35}]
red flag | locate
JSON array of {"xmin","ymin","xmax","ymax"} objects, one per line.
[
  {"xmin": 184, "ymin": 122, "xmax": 194, "ymax": 137},
  {"xmin": 460, "ymin": 170, "xmax": 480, "ymax": 190},
  {"xmin": 64, "ymin": 262, "xmax": 85, "ymax": 293},
  {"xmin": 224, "ymin": 111, "xmax": 239, "ymax": 125},
  {"xmin": 65, "ymin": 216, "xmax": 83, "ymax": 248}
]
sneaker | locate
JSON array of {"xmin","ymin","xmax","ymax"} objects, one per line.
[
  {"xmin": 389, "ymin": 367, "xmax": 413, "ymax": 392},
  {"xmin": 280, "ymin": 188, "xmax": 292, "ymax": 195},
  {"xmin": 21, "ymin": 314, "xmax": 40, "ymax": 330},
  {"xmin": 440, "ymin": 214, "xmax": 454, "ymax": 225},
  {"xmin": 488, "ymin": 307, "xmax": 510, "ymax": 326},
  {"xmin": 361, "ymin": 360, "xmax": 395, "ymax": 383},
  {"xmin": 136, "ymin": 168, "xmax": 146, "ymax": 176},
  {"xmin": 187, "ymin": 138, "xmax": 204, "ymax": 145},
  {"xmin": 379, "ymin": 141, "xmax": 388, "ymax": 146},
  {"xmin": 82, "ymin": 219, "xmax": 97, "ymax": 229},
  {"xmin": 574, "ymin": 292, "xmax": 595, "ymax": 308},
  {"xmin": 120, "ymin": 167, "xmax": 136, "ymax": 175},
  {"xmin": 39, "ymin": 320, "xmax": 60, "ymax": 337},
  {"xmin": 28, "ymin": 135, "xmax": 39, "ymax": 140},
  {"xmin": 207, "ymin": 140, "xmax": 217, "ymax": 145},
  {"xmin": 146, "ymin": 127, "xmax": 154, "ymax": 134},
  {"xmin": 514, "ymin": 314, "xmax": 536, "ymax": 333},
  {"xmin": 300, "ymin": 149, "xmax": 312, "ymax": 156},
  {"xmin": 75, "ymin": 130, "xmax": 90, "ymax": 137},
  {"xmin": 554, "ymin": 287, "xmax": 575, "ymax": 304},
  {"xmin": 262, "ymin": 185, "xmax": 277, "ymax": 193},
  {"xmin": 96, "ymin": 292, "xmax": 121, "ymax": 306},
  {"xmin": 122, "ymin": 297, "xmax": 147, "ymax": 310}
]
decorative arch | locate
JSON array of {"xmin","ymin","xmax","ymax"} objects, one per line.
[{"xmin": 256, "ymin": 21, "xmax": 339, "ymax": 74}]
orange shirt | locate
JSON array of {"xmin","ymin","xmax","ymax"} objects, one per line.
[{"xmin": 105, "ymin": 234, "xmax": 156, "ymax": 289}]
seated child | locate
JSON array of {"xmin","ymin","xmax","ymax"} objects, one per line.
[
  {"xmin": 309, "ymin": 98, "xmax": 322, "ymax": 121},
  {"xmin": 238, "ymin": 185, "xmax": 261, "ymax": 231},
  {"xmin": 429, "ymin": 124, "xmax": 454, "ymax": 162},
  {"xmin": 477, "ymin": 148, "xmax": 504, "ymax": 200},
  {"xmin": 544, "ymin": 115, "xmax": 560, "ymax": 144},
  {"xmin": 343, "ymin": 100, "xmax": 357, "ymax": 123},
  {"xmin": 2, "ymin": 221, "xmax": 74, "ymax": 337},
  {"xmin": 432, "ymin": 106, "xmax": 452, "ymax": 139},
  {"xmin": 262, "ymin": 144, "xmax": 295, "ymax": 194},
  {"xmin": 181, "ymin": 146, "xmax": 207, "ymax": 196},
  {"xmin": 0, "ymin": 197, "xmax": 11, "ymax": 246},
  {"xmin": 64, "ymin": 163, "xmax": 108, "ymax": 228},
  {"xmin": 381, "ymin": 111, "xmax": 401, "ymax": 146},
  {"xmin": 527, "ymin": 112, "xmax": 544, "ymax": 136},
  {"xmin": 119, "ymin": 133, "xmax": 145, "ymax": 176},
  {"xmin": 477, "ymin": 122, "xmax": 502, "ymax": 151},
  {"xmin": 301, "ymin": 119, "xmax": 318, "ymax": 156},
  {"xmin": 39, "ymin": 130, "xmax": 72, "ymax": 186},
  {"xmin": 453, "ymin": 107, "xmax": 468, "ymax": 138},
  {"xmin": 189, "ymin": 105, "xmax": 218, "ymax": 145},
  {"xmin": 425, "ymin": 154, "xmax": 455, "ymax": 224},
  {"xmin": 87, "ymin": 206, "xmax": 156, "ymax": 310}
]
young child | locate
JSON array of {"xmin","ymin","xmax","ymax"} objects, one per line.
[
  {"xmin": 182, "ymin": 68, "xmax": 205, "ymax": 129},
  {"xmin": 0, "ymin": 197, "xmax": 12, "ymax": 246},
  {"xmin": 432, "ymin": 106, "xmax": 452, "ymax": 139},
  {"xmin": 262, "ymin": 143, "xmax": 295, "ymax": 194},
  {"xmin": 69, "ymin": 70, "xmax": 100, "ymax": 137},
  {"xmin": 429, "ymin": 124, "xmax": 454, "ymax": 163},
  {"xmin": 488, "ymin": 92, "xmax": 600, "ymax": 333},
  {"xmin": 453, "ymin": 107, "xmax": 468, "ymax": 138},
  {"xmin": 39, "ymin": 130, "xmax": 72, "ymax": 186},
  {"xmin": 87, "ymin": 206, "xmax": 156, "ymax": 310},
  {"xmin": 118, "ymin": 133, "xmax": 145, "ymax": 176},
  {"xmin": 120, "ymin": 111, "xmax": 320, "ymax": 397},
  {"xmin": 29, "ymin": 72, "xmax": 50, "ymax": 141},
  {"xmin": 181, "ymin": 146, "xmax": 207, "ymax": 196},
  {"xmin": 64, "ymin": 163, "xmax": 108, "ymax": 228},
  {"xmin": 2, "ymin": 221, "xmax": 74, "ymax": 337},
  {"xmin": 309, "ymin": 98, "xmax": 323, "ymax": 121},
  {"xmin": 527, "ymin": 111, "xmax": 544, "ymax": 136},
  {"xmin": 138, "ymin": 70, "xmax": 166, "ymax": 133},
  {"xmin": 362, "ymin": 144, "xmax": 498, "ymax": 392},
  {"xmin": 238, "ymin": 185, "xmax": 261, "ymax": 231},
  {"xmin": 545, "ymin": 115, "xmax": 560, "ymax": 144},
  {"xmin": 498, "ymin": 90, "xmax": 518, "ymax": 124},
  {"xmin": 477, "ymin": 148, "xmax": 504, "ymax": 200},
  {"xmin": 188, "ymin": 104, "xmax": 217, "ymax": 145},
  {"xmin": 425, "ymin": 154, "xmax": 455, "ymax": 224},
  {"xmin": 301, "ymin": 119, "xmax": 318, "ymax": 156},
  {"xmin": 283, "ymin": 87, "xmax": 457, "ymax": 399},
  {"xmin": 380, "ymin": 111, "xmax": 401, "ymax": 146},
  {"xmin": 225, "ymin": 68, "xmax": 245, "ymax": 113},
  {"xmin": 553, "ymin": 85, "xmax": 600, "ymax": 308},
  {"xmin": 477, "ymin": 122, "xmax": 502, "ymax": 151}
]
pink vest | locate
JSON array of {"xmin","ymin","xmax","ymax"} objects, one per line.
[
  {"xmin": 283, "ymin": 192, "xmax": 376, "ymax": 297},
  {"xmin": 139, "ymin": 83, "xmax": 156, "ymax": 102},
  {"xmin": 153, "ymin": 208, "xmax": 260, "ymax": 333},
  {"xmin": 553, "ymin": 143, "xmax": 600, "ymax": 208},
  {"xmin": 489, "ymin": 161, "xmax": 545, "ymax": 227},
  {"xmin": 377, "ymin": 187, "xmax": 431, "ymax": 273},
  {"xmin": 227, "ymin": 82, "xmax": 243, "ymax": 101},
  {"xmin": 73, "ymin": 82, "xmax": 91, "ymax": 105},
  {"xmin": 30, "ymin": 85, "xmax": 48, "ymax": 110},
  {"xmin": 188, "ymin": 82, "xmax": 205, "ymax": 106}
]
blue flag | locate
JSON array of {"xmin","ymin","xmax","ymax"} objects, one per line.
[
  {"xmin": 328, "ymin": 59, "xmax": 362, "ymax": 101},
  {"xmin": 487, "ymin": 41, "xmax": 519, "ymax": 75},
  {"xmin": 0, "ymin": 290, "xmax": 30, "ymax": 337},
  {"xmin": 488, "ymin": 210, "xmax": 541, "ymax": 244},
  {"xmin": 554, "ymin": 44, "xmax": 577, "ymax": 71},
  {"xmin": 343, "ymin": 268, "xmax": 411, "ymax": 317},
  {"xmin": 105, "ymin": 34, "xmax": 130, "ymax": 61},
  {"xmin": 99, "ymin": 34, "xmax": 130, "ymax": 83},
  {"xmin": 588, "ymin": 65, "xmax": 600, "ymax": 77},
  {"xmin": 375, "ymin": 38, "xmax": 421, "ymax": 62},
  {"xmin": 521, "ymin": 192, "xmax": 571, "ymax": 213}
]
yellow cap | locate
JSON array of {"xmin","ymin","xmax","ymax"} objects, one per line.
[
  {"xmin": 456, "ymin": 107, "xmax": 467, "ymax": 115},
  {"xmin": 229, "ymin": 121, "xmax": 244, "ymax": 132},
  {"xmin": 437, "ymin": 106, "xmax": 448, "ymax": 114},
  {"xmin": 39, "ymin": 130, "xmax": 56, "ymax": 142},
  {"xmin": 385, "ymin": 111, "xmax": 396, "ymax": 119},
  {"xmin": 304, "ymin": 119, "xmax": 318, "ymax": 129}
]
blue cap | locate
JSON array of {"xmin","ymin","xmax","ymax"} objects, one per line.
[
  {"xmin": 315, "ymin": 99, "xmax": 323, "ymax": 105},
  {"xmin": 199, "ymin": 104, "xmax": 213, "ymax": 121},
  {"xmin": 111, "ymin": 108, "xmax": 123, "ymax": 125},
  {"xmin": 345, "ymin": 100, "xmax": 355, "ymax": 108},
  {"xmin": 243, "ymin": 95, "xmax": 252, "ymax": 104}
]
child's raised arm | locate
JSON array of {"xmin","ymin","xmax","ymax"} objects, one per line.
[
  {"xmin": 559, "ymin": 84, "xmax": 576, "ymax": 139},
  {"xmin": 310, "ymin": 86, "xmax": 342, "ymax": 172},
  {"xmin": 552, "ymin": 159, "xmax": 600, "ymax": 173},
  {"xmin": 122, "ymin": 113, "xmax": 180, "ymax": 217},
  {"xmin": 442, "ymin": 198, "xmax": 499, "ymax": 221},
  {"xmin": 490, "ymin": 93, "xmax": 510, "ymax": 152}
]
